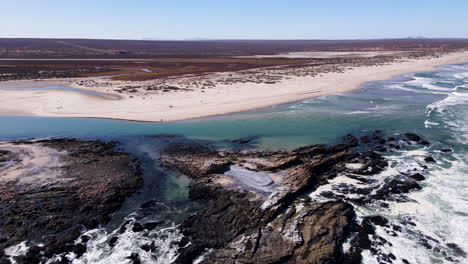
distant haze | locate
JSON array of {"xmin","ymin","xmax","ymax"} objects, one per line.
[{"xmin": 1, "ymin": 0, "xmax": 468, "ymax": 40}]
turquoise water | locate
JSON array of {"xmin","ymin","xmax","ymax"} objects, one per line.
[
  {"xmin": 1, "ymin": 63, "xmax": 468, "ymax": 263},
  {"xmin": 0, "ymin": 76, "xmax": 447, "ymax": 149}
]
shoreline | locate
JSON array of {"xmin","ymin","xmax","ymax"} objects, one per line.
[{"xmin": 0, "ymin": 51, "xmax": 467, "ymax": 122}]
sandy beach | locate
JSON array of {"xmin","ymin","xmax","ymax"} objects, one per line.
[{"xmin": 0, "ymin": 50, "xmax": 467, "ymax": 122}]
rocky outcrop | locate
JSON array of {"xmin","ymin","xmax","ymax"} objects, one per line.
[
  {"xmin": 158, "ymin": 131, "xmax": 436, "ymax": 264},
  {"xmin": 203, "ymin": 201, "xmax": 355, "ymax": 264},
  {"xmin": 0, "ymin": 139, "xmax": 142, "ymax": 263},
  {"xmin": 159, "ymin": 134, "xmax": 394, "ymax": 264}
]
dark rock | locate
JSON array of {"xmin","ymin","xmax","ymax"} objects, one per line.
[
  {"xmin": 191, "ymin": 201, "xmax": 356, "ymax": 264},
  {"xmin": 420, "ymin": 140, "xmax": 430, "ymax": 146},
  {"xmin": 359, "ymin": 136, "xmax": 371, "ymax": 144},
  {"xmin": 80, "ymin": 235, "xmax": 91, "ymax": 243},
  {"xmin": 420, "ymin": 238, "xmax": 432, "ymax": 249},
  {"xmin": 343, "ymin": 134, "xmax": 359, "ymax": 147},
  {"xmin": 446, "ymin": 243, "xmax": 466, "ymax": 257},
  {"xmin": 140, "ymin": 243, "xmax": 151, "ymax": 252},
  {"xmin": 0, "ymin": 139, "xmax": 142, "ymax": 261},
  {"xmin": 109, "ymin": 236, "xmax": 119, "ymax": 247},
  {"xmin": 160, "ymin": 133, "xmax": 431, "ymax": 264},
  {"xmin": 127, "ymin": 253, "xmax": 141, "ymax": 264},
  {"xmin": 143, "ymin": 221, "xmax": 163, "ymax": 231},
  {"xmin": 366, "ymin": 215, "xmax": 389, "ymax": 227},
  {"xmin": 12, "ymin": 245, "xmax": 44, "ymax": 264},
  {"xmin": 410, "ymin": 173, "xmax": 426, "ymax": 181},
  {"xmin": 375, "ymin": 146, "xmax": 387, "ymax": 152},
  {"xmin": 72, "ymin": 243, "xmax": 87, "ymax": 258},
  {"xmin": 178, "ymin": 236, "xmax": 190, "ymax": 248},
  {"xmin": 118, "ymin": 221, "xmax": 131, "ymax": 234},
  {"xmin": 361, "ymin": 179, "xmax": 422, "ymax": 203},
  {"xmin": 132, "ymin": 222, "xmax": 144, "ymax": 232},
  {"xmin": 404, "ymin": 133, "xmax": 421, "ymax": 142},
  {"xmin": 441, "ymin": 148, "xmax": 452, "ymax": 153},
  {"xmin": 140, "ymin": 200, "xmax": 158, "ymax": 209},
  {"xmin": 424, "ymin": 156, "xmax": 436, "ymax": 163}
]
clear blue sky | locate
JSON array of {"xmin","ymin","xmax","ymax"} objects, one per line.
[{"xmin": 1, "ymin": 0, "xmax": 467, "ymax": 40}]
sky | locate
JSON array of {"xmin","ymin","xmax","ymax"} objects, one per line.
[{"xmin": 1, "ymin": 0, "xmax": 467, "ymax": 40}]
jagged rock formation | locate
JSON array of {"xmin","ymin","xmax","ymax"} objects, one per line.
[
  {"xmin": 159, "ymin": 133, "xmax": 392, "ymax": 264},
  {"xmin": 0, "ymin": 139, "xmax": 142, "ymax": 264},
  {"xmin": 157, "ymin": 131, "xmax": 440, "ymax": 264}
]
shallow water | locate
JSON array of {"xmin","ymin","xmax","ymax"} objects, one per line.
[{"xmin": 1, "ymin": 63, "xmax": 468, "ymax": 263}]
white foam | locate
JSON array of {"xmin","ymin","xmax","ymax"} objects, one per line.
[
  {"xmin": 345, "ymin": 163, "xmax": 364, "ymax": 169},
  {"xmin": 426, "ymin": 91, "xmax": 468, "ymax": 114},
  {"xmin": 46, "ymin": 219, "xmax": 183, "ymax": 264},
  {"xmin": 4, "ymin": 241, "xmax": 29, "ymax": 262},
  {"xmin": 400, "ymin": 150, "xmax": 428, "ymax": 156},
  {"xmin": 454, "ymin": 72, "xmax": 468, "ymax": 80},
  {"xmin": 193, "ymin": 249, "xmax": 213, "ymax": 264},
  {"xmin": 389, "ymin": 83, "xmax": 448, "ymax": 95},
  {"xmin": 347, "ymin": 110, "xmax": 371, "ymax": 115},
  {"xmin": 424, "ymin": 120, "xmax": 440, "ymax": 128}
]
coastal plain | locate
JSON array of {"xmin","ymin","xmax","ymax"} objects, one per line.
[{"xmin": 1, "ymin": 48, "xmax": 468, "ymax": 121}]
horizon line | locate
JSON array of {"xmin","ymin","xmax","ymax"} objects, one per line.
[{"xmin": 2, "ymin": 37, "xmax": 468, "ymax": 42}]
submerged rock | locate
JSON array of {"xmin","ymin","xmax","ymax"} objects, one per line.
[{"xmin": 404, "ymin": 133, "xmax": 421, "ymax": 142}]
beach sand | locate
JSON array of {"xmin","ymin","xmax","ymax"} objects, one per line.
[{"xmin": 0, "ymin": 51, "xmax": 467, "ymax": 122}]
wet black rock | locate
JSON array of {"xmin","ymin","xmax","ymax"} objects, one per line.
[
  {"xmin": 420, "ymin": 140, "xmax": 430, "ymax": 146},
  {"xmin": 109, "ymin": 236, "xmax": 119, "ymax": 247},
  {"xmin": 366, "ymin": 215, "xmax": 389, "ymax": 227},
  {"xmin": 80, "ymin": 235, "xmax": 90, "ymax": 243},
  {"xmin": 127, "ymin": 253, "xmax": 141, "ymax": 264},
  {"xmin": 446, "ymin": 243, "xmax": 466, "ymax": 257},
  {"xmin": 404, "ymin": 133, "xmax": 422, "ymax": 142},
  {"xmin": 143, "ymin": 221, "xmax": 163, "ymax": 231},
  {"xmin": 119, "ymin": 220, "xmax": 132, "ymax": 234},
  {"xmin": 0, "ymin": 139, "xmax": 142, "ymax": 263},
  {"xmin": 72, "ymin": 243, "xmax": 87, "ymax": 258},
  {"xmin": 424, "ymin": 156, "xmax": 436, "ymax": 163},
  {"xmin": 345, "ymin": 215, "xmax": 397, "ymax": 264},
  {"xmin": 374, "ymin": 146, "xmax": 387, "ymax": 152},
  {"xmin": 132, "ymin": 222, "xmax": 144, "ymax": 232},
  {"xmin": 441, "ymin": 148, "xmax": 453, "ymax": 153},
  {"xmin": 378, "ymin": 179, "xmax": 422, "ymax": 195},
  {"xmin": 410, "ymin": 173, "xmax": 426, "ymax": 181},
  {"xmin": 140, "ymin": 242, "xmax": 153, "ymax": 252},
  {"xmin": 178, "ymin": 237, "xmax": 190, "ymax": 248}
]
